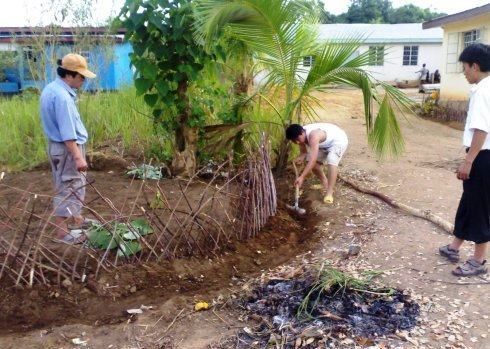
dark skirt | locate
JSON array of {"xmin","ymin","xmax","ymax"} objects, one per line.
[{"xmin": 454, "ymin": 150, "xmax": 490, "ymax": 244}]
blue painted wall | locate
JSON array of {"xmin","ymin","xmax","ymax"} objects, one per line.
[
  {"xmin": 1, "ymin": 42, "xmax": 133, "ymax": 93},
  {"xmin": 114, "ymin": 43, "xmax": 133, "ymax": 88}
]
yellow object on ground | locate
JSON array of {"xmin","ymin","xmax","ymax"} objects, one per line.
[
  {"xmin": 323, "ymin": 195, "xmax": 334, "ymax": 204},
  {"xmin": 194, "ymin": 301, "xmax": 210, "ymax": 311},
  {"xmin": 311, "ymin": 184, "xmax": 324, "ymax": 190}
]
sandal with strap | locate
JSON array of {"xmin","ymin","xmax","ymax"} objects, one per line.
[
  {"xmin": 452, "ymin": 259, "xmax": 487, "ymax": 277},
  {"xmin": 53, "ymin": 230, "xmax": 87, "ymax": 245},
  {"xmin": 323, "ymin": 194, "xmax": 334, "ymax": 204},
  {"xmin": 439, "ymin": 244, "xmax": 460, "ymax": 263}
]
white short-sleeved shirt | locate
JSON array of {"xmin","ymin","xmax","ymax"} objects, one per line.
[
  {"xmin": 304, "ymin": 123, "xmax": 348, "ymax": 151},
  {"xmin": 463, "ymin": 75, "xmax": 490, "ymax": 149}
]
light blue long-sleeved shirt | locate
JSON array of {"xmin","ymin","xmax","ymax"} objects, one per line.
[{"xmin": 40, "ymin": 78, "xmax": 88, "ymax": 144}]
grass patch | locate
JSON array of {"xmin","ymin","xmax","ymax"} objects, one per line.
[
  {"xmin": 297, "ymin": 263, "xmax": 392, "ymax": 320},
  {"xmin": 0, "ymin": 88, "xmax": 160, "ymax": 171}
]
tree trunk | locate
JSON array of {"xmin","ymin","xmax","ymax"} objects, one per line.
[
  {"xmin": 171, "ymin": 80, "xmax": 198, "ymax": 177},
  {"xmin": 231, "ymin": 73, "xmax": 253, "ymax": 160}
]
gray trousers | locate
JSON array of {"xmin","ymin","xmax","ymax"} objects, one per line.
[{"xmin": 48, "ymin": 141, "xmax": 86, "ymax": 218}]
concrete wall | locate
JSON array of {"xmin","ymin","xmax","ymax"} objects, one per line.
[
  {"xmin": 358, "ymin": 43, "xmax": 442, "ymax": 83},
  {"xmin": 290, "ymin": 43, "xmax": 442, "ymax": 84},
  {"xmin": 439, "ymin": 12, "xmax": 490, "ymax": 101},
  {"xmin": 0, "ymin": 43, "xmax": 16, "ymax": 51}
]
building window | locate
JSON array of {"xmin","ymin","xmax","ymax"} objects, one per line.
[
  {"xmin": 463, "ymin": 30, "xmax": 480, "ymax": 47},
  {"xmin": 446, "ymin": 32, "xmax": 460, "ymax": 74},
  {"xmin": 368, "ymin": 46, "xmax": 384, "ymax": 66},
  {"xmin": 22, "ymin": 46, "xmax": 36, "ymax": 63},
  {"xmin": 402, "ymin": 45, "xmax": 418, "ymax": 66},
  {"xmin": 303, "ymin": 56, "xmax": 314, "ymax": 67}
]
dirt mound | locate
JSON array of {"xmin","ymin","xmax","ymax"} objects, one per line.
[
  {"xmin": 0, "ymin": 161, "xmax": 318, "ymax": 334},
  {"xmin": 87, "ymin": 151, "xmax": 129, "ymax": 171}
]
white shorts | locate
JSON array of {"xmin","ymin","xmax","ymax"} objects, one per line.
[{"xmin": 307, "ymin": 143, "xmax": 348, "ymax": 166}]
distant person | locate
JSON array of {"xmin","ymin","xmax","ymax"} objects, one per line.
[
  {"xmin": 439, "ymin": 43, "xmax": 490, "ymax": 276},
  {"xmin": 285, "ymin": 123, "xmax": 348, "ymax": 204},
  {"xmin": 434, "ymin": 69, "xmax": 441, "ymax": 83},
  {"xmin": 40, "ymin": 53, "xmax": 97, "ymax": 244},
  {"xmin": 416, "ymin": 63, "xmax": 429, "ymax": 91}
]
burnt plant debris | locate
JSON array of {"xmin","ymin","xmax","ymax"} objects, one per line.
[{"xmin": 237, "ymin": 267, "xmax": 420, "ymax": 348}]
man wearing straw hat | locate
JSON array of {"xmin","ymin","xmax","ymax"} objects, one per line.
[{"xmin": 40, "ymin": 53, "xmax": 96, "ymax": 244}]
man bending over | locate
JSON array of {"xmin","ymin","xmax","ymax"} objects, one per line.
[{"xmin": 286, "ymin": 123, "xmax": 348, "ymax": 204}]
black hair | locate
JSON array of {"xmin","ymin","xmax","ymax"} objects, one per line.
[
  {"xmin": 459, "ymin": 43, "xmax": 490, "ymax": 72},
  {"xmin": 56, "ymin": 59, "xmax": 78, "ymax": 78},
  {"xmin": 285, "ymin": 124, "xmax": 304, "ymax": 141}
]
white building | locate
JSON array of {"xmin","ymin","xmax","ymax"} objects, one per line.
[
  {"xmin": 314, "ymin": 23, "xmax": 443, "ymax": 84},
  {"xmin": 423, "ymin": 4, "xmax": 490, "ymax": 102}
]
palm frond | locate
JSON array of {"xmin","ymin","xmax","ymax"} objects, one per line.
[
  {"xmin": 368, "ymin": 95, "xmax": 405, "ymax": 158},
  {"xmin": 194, "ymin": 0, "xmax": 410, "ymax": 161}
]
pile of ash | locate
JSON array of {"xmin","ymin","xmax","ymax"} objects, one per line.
[{"xmin": 235, "ymin": 274, "xmax": 419, "ymax": 348}]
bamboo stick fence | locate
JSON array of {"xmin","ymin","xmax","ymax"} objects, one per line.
[{"xmin": 0, "ymin": 138, "xmax": 276, "ymax": 287}]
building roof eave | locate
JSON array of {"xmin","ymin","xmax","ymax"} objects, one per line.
[
  {"xmin": 322, "ymin": 39, "xmax": 442, "ymax": 45},
  {"xmin": 423, "ymin": 4, "xmax": 490, "ymax": 29}
]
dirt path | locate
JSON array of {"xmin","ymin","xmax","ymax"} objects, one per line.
[
  {"xmin": 1, "ymin": 88, "xmax": 489, "ymax": 349},
  {"xmin": 312, "ymin": 88, "xmax": 490, "ymax": 349}
]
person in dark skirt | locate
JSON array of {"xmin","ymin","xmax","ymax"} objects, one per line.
[{"xmin": 439, "ymin": 44, "xmax": 490, "ymax": 276}]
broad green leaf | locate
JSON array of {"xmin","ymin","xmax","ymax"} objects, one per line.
[
  {"xmin": 135, "ymin": 78, "xmax": 152, "ymax": 96},
  {"xmin": 87, "ymin": 226, "xmax": 118, "ymax": 250},
  {"xmin": 152, "ymin": 109, "xmax": 163, "ymax": 118},
  {"xmin": 142, "ymin": 62, "xmax": 158, "ymax": 79},
  {"xmin": 117, "ymin": 241, "xmax": 142, "ymax": 257},
  {"xmin": 130, "ymin": 218, "xmax": 153, "ymax": 236},
  {"xmin": 123, "ymin": 230, "xmax": 141, "ymax": 240},
  {"xmin": 155, "ymin": 81, "xmax": 169, "ymax": 96},
  {"xmin": 144, "ymin": 93, "xmax": 159, "ymax": 107}
]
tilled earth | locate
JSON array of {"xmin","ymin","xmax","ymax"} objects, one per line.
[{"xmin": 1, "ymin": 89, "xmax": 490, "ymax": 349}]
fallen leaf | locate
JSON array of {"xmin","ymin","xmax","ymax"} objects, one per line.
[
  {"xmin": 127, "ymin": 308, "xmax": 143, "ymax": 314},
  {"xmin": 319, "ymin": 310, "xmax": 344, "ymax": 321},
  {"xmin": 194, "ymin": 301, "xmax": 210, "ymax": 311},
  {"xmin": 71, "ymin": 338, "xmax": 88, "ymax": 346}
]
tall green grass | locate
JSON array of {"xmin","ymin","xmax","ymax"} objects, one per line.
[{"xmin": 0, "ymin": 88, "xmax": 158, "ymax": 171}]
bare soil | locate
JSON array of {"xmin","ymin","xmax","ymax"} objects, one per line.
[{"xmin": 0, "ymin": 88, "xmax": 489, "ymax": 349}]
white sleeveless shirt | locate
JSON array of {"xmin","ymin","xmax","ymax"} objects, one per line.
[{"xmin": 304, "ymin": 123, "xmax": 348, "ymax": 150}]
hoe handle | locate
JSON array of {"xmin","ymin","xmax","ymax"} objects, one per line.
[{"xmin": 292, "ymin": 161, "xmax": 300, "ymax": 206}]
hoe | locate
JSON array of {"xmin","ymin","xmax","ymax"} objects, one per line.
[{"xmin": 286, "ymin": 162, "xmax": 306, "ymax": 215}]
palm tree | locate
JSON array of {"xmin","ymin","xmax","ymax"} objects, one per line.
[{"xmin": 194, "ymin": 0, "xmax": 413, "ymax": 171}]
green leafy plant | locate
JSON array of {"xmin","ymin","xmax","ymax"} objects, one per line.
[
  {"xmin": 126, "ymin": 164, "xmax": 163, "ymax": 180},
  {"xmin": 194, "ymin": 0, "xmax": 414, "ymax": 171},
  {"xmin": 87, "ymin": 218, "xmax": 153, "ymax": 257},
  {"xmin": 117, "ymin": 0, "xmax": 218, "ymax": 175}
]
